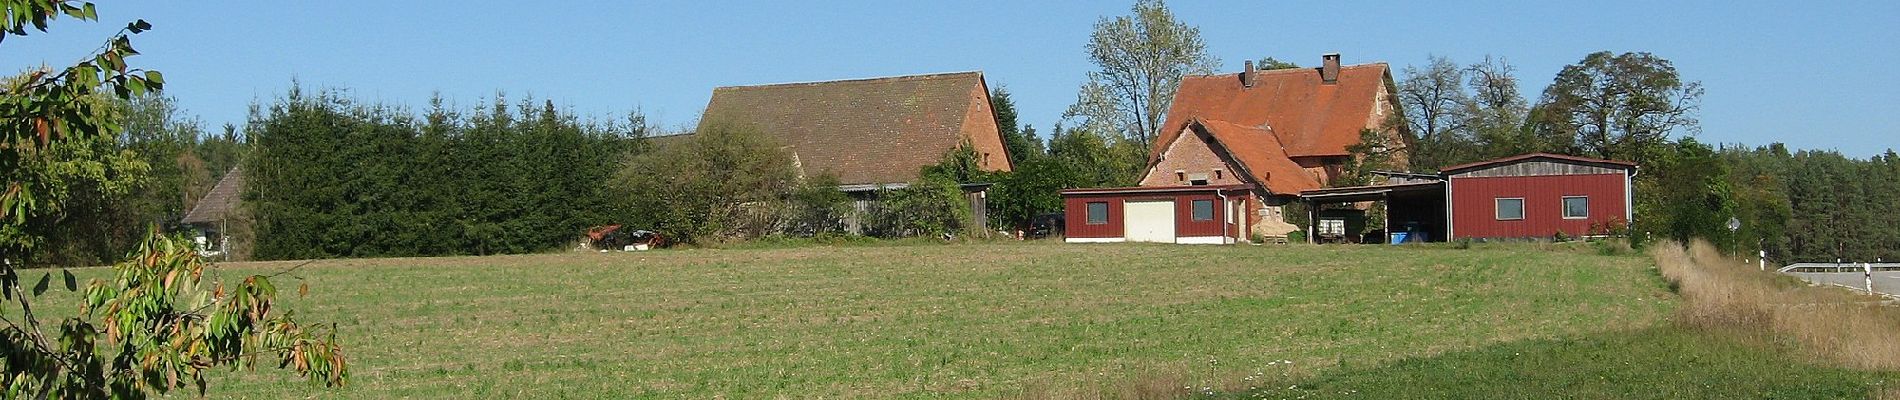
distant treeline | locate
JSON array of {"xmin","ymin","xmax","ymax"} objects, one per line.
[
  {"xmin": 243, "ymin": 88, "xmax": 632, "ymax": 259},
  {"xmin": 1709, "ymin": 144, "xmax": 1900, "ymax": 262}
]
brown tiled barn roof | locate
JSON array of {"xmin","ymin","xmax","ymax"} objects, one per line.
[
  {"xmin": 698, "ymin": 71, "xmax": 997, "ymax": 185},
  {"xmin": 181, "ymin": 167, "xmax": 243, "ymax": 224},
  {"xmin": 1155, "ymin": 63, "xmax": 1391, "ymax": 159}
]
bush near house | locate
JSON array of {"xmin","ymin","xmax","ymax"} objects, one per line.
[{"xmin": 611, "ymin": 121, "xmax": 850, "ymax": 243}]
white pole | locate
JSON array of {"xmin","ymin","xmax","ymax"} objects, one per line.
[{"xmin": 1759, "ymin": 249, "xmax": 1766, "ymax": 271}]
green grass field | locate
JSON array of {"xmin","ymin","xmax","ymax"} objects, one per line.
[{"xmin": 25, "ymin": 241, "xmax": 1897, "ymax": 398}]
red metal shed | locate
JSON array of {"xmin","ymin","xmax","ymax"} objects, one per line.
[
  {"xmin": 1442, "ymin": 153, "xmax": 1637, "ymax": 240},
  {"xmin": 1061, "ymin": 185, "xmax": 1254, "ymax": 244}
]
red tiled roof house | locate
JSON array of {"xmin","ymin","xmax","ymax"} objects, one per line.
[{"xmin": 1064, "ymin": 54, "xmax": 1408, "ymax": 243}]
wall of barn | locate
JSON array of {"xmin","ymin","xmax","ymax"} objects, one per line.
[
  {"xmin": 1449, "ymin": 173, "xmax": 1628, "ymax": 239},
  {"xmin": 960, "ymin": 83, "xmax": 1014, "ymax": 172}
]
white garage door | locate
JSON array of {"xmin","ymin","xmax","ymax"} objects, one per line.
[{"xmin": 1123, "ymin": 200, "xmax": 1176, "ymax": 243}]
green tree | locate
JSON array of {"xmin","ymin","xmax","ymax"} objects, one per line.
[
  {"xmin": 865, "ymin": 173, "xmax": 969, "ymax": 238},
  {"xmin": 612, "ymin": 119, "xmax": 800, "ymax": 243},
  {"xmin": 115, "ymin": 95, "xmax": 208, "ymax": 225},
  {"xmin": 1047, "ymin": 124, "xmax": 1145, "ymax": 187},
  {"xmin": 1255, "ymin": 57, "xmax": 1300, "ymax": 70},
  {"xmin": 2, "ymin": 1, "xmax": 346, "ymax": 397},
  {"xmin": 1462, "ymin": 56, "xmax": 1537, "ymax": 160},
  {"xmin": 1634, "ymin": 138, "xmax": 1737, "ymax": 250},
  {"xmin": 1536, "ymin": 51, "xmax": 1702, "ymax": 164},
  {"xmin": 1397, "ymin": 55, "xmax": 1472, "ymax": 171},
  {"xmin": 245, "ymin": 90, "xmax": 624, "ymax": 258},
  {"xmin": 1065, "ymin": 0, "xmax": 1218, "ymax": 153},
  {"xmin": 988, "ymin": 156, "xmax": 1078, "ymax": 231}
]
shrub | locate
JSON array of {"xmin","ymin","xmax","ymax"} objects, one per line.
[
  {"xmin": 864, "ymin": 174, "xmax": 969, "ymax": 238},
  {"xmin": 611, "ymin": 119, "xmax": 800, "ymax": 243}
]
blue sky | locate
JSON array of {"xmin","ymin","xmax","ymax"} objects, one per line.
[{"xmin": 3, "ymin": 1, "xmax": 1896, "ymax": 156}]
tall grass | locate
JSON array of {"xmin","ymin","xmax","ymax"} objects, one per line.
[{"xmin": 1653, "ymin": 239, "xmax": 1900, "ymax": 370}]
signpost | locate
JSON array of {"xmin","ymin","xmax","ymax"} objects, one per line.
[{"xmin": 1725, "ymin": 217, "xmax": 1748, "ymax": 268}]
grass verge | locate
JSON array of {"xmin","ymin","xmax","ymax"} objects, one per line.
[{"xmin": 1656, "ymin": 240, "xmax": 1900, "ymax": 370}]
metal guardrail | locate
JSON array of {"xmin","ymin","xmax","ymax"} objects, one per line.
[{"xmin": 1779, "ymin": 263, "xmax": 1900, "ymax": 273}]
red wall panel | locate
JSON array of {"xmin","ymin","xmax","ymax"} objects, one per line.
[
  {"xmin": 1064, "ymin": 195, "xmax": 1124, "ymax": 238},
  {"xmin": 1449, "ymin": 173, "xmax": 1628, "ymax": 239},
  {"xmin": 1174, "ymin": 194, "xmax": 1221, "ymax": 237}
]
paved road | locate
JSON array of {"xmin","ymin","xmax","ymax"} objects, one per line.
[{"xmin": 1787, "ymin": 271, "xmax": 1900, "ymax": 297}]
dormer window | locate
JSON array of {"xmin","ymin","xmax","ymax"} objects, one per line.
[
  {"xmin": 1213, "ymin": 169, "xmax": 1224, "ymax": 180},
  {"xmin": 1187, "ymin": 173, "xmax": 1210, "ymax": 186},
  {"xmin": 1175, "ymin": 170, "xmax": 1187, "ymax": 183}
]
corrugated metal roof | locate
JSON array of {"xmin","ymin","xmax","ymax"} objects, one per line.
[{"xmin": 1439, "ymin": 152, "xmax": 1637, "ymax": 174}]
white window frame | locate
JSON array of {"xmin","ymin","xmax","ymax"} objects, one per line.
[
  {"xmin": 1562, "ymin": 196, "xmax": 1589, "ymax": 219},
  {"xmin": 1495, "ymin": 197, "xmax": 1525, "ymax": 221}
]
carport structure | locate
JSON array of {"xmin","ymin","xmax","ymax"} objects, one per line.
[{"xmin": 1297, "ymin": 180, "xmax": 1446, "ymax": 244}]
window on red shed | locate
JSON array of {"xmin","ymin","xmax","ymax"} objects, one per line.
[
  {"xmin": 1563, "ymin": 196, "xmax": 1588, "ymax": 219},
  {"xmin": 1192, "ymin": 199, "xmax": 1214, "ymax": 221},
  {"xmin": 1496, "ymin": 198, "xmax": 1524, "ymax": 220},
  {"xmin": 1086, "ymin": 202, "xmax": 1109, "ymax": 224}
]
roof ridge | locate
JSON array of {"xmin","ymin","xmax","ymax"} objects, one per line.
[
  {"xmin": 1185, "ymin": 62, "xmax": 1389, "ymax": 78},
  {"xmin": 714, "ymin": 71, "xmax": 984, "ymax": 91}
]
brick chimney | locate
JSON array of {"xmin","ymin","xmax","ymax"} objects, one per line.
[
  {"xmin": 1241, "ymin": 59, "xmax": 1256, "ymax": 88},
  {"xmin": 1321, "ymin": 53, "xmax": 1340, "ymax": 84}
]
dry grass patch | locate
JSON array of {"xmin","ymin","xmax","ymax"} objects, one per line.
[{"xmin": 1654, "ymin": 240, "xmax": 1900, "ymax": 370}]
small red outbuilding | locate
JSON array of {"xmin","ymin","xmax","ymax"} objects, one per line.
[
  {"xmin": 1442, "ymin": 153, "xmax": 1637, "ymax": 240},
  {"xmin": 1061, "ymin": 185, "xmax": 1254, "ymax": 244}
]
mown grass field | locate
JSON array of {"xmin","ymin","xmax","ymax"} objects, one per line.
[{"xmin": 28, "ymin": 241, "xmax": 1897, "ymax": 398}]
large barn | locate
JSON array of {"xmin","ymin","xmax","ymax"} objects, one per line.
[
  {"xmin": 1439, "ymin": 153, "xmax": 1636, "ymax": 240},
  {"xmin": 695, "ymin": 71, "xmax": 1013, "ymax": 233}
]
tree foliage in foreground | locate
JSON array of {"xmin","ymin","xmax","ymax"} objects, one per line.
[{"xmin": 2, "ymin": 1, "xmax": 345, "ymax": 397}]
